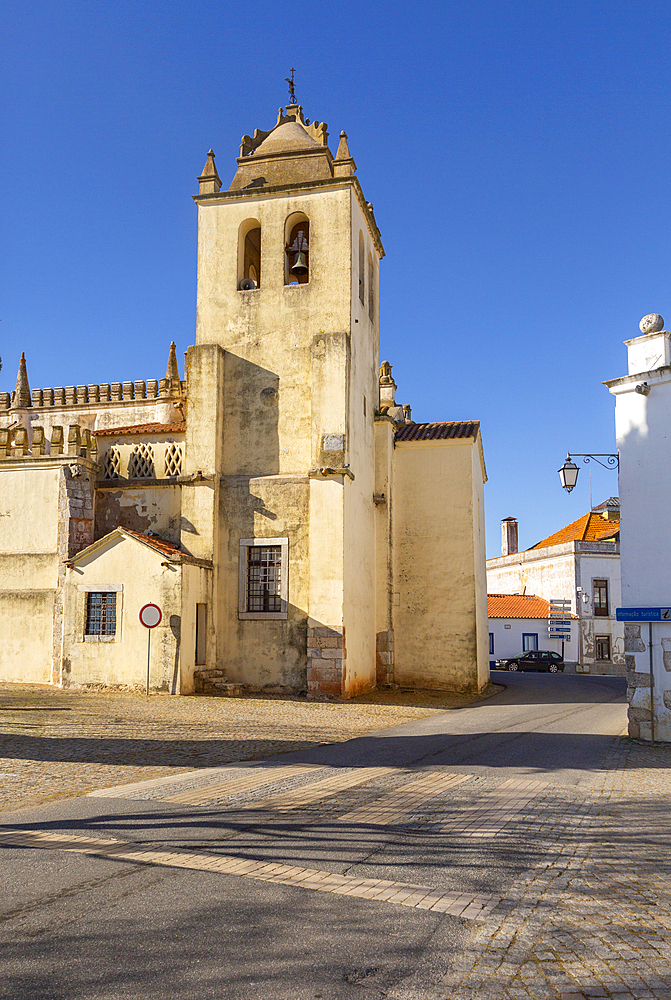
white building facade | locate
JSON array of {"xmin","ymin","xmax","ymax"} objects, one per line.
[{"xmin": 605, "ymin": 313, "xmax": 671, "ymax": 740}]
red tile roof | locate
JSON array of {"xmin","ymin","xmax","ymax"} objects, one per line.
[
  {"xmin": 488, "ymin": 594, "xmax": 577, "ymax": 619},
  {"xmin": 121, "ymin": 527, "xmax": 182, "ymax": 557},
  {"xmin": 395, "ymin": 420, "xmax": 480, "ymax": 442},
  {"xmin": 530, "ymin": 512, "xmax": 620, "ymax": 550},
  {"xmin": 93, "ymin": 422, "xmax": 185, "ymax": 437}
]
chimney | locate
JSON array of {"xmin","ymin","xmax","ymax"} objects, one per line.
[{"xmin": 501, "ymin": 517, "xmax": 518, "ymax": 556}]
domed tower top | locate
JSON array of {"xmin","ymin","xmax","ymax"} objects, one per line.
[{"xmin": 228, "ymin": 101, "xmax": 337, "ymax": 191}]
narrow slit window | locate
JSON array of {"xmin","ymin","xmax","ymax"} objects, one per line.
[{"xmin": 85, "ymin": 592, "xmax": 116, "ymax": 636}]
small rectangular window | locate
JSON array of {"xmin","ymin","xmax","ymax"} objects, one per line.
[
  {"xmin": 594, "ymin": 579, "xmax": 609, "ymax": 617},
  {"xmin": 85, "ymin": 592, "xmax": 116, "ymax": 636},
  {"xmin": 489, "ymin": 633, "xmax": 494, "ymax": 655},
  {"xmin": 238, "ymin": 537, "xmax": 289, "ymax": 620},
  {"xmin": 595, "ymin": 635, "xmax": 611, "ymax": 660},
  {"xmin": 195, "ymin": 604, "xmax": 207, "ymax": 665},
  {"xmin": 522, "ymin": 633, "xmax": 538, "ymax": 651}
]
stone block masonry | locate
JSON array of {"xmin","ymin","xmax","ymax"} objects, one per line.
[{"xmin": 307, "ymin": 626, "xmax": 346, "ymax": 698}]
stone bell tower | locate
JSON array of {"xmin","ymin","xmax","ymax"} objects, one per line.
[{"xmin": 185, "ymin": 97, "xmax": 384, "ymax": 696}]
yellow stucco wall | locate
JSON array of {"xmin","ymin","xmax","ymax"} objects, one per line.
[
  {"xmin": 0, "ymin": 465, "xmax": 61, "ymax": 683},
  {"xmin": 392, "ymin": 438, "xmax": 488, "ymax": 692}
]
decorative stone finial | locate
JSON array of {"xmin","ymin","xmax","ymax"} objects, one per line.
[
  {"xmin": 639, "ymin": 313, "xmax": 665, "ymax": 335},
  {"xmin": 197, "ymin": 149, "xmax": 222, "ymax": 195},
  {"xmin": 166, "ymin": 341, "xmax": 180, "ymax": 385},
  {"xmin": 11, "ymin": 352, "xmax": 31, "ymax": 409},
  {"xmin": 333, "ymin": 130, "xmax": 357, "ymax": 177},
  {"xmin": 379, "ymin": 361, "xmax": 397, "ymax": 406}
]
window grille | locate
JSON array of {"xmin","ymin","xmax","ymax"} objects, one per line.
[
  {"xmin": 593, "ymin": 579, "xmax": 609, "ymax": 617},
  {"xmin": 102, "ymin": 448, "xmax": 121, "ymax": 480},
  {"xmin": 128, "ymin": 443, "xmax": 155, "ymax": 479},
  {"xmin": 85, "ymin": 592, "xmax": 116, "ymax": 636},
  {"xmin": 247, "ymin": 545, "xmax": 282, "ymax": 613},
  {"xmin": 164, "ymin": 442, "xmax": 183, "ymax": 477}
]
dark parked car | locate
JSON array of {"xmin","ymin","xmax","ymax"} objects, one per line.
[{"xmin": 495, "ymin": 650, "xmax": 564, "ymax": 673}]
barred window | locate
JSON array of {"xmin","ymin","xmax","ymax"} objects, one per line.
[
  {"xmin": 85, "ymin": 592, "xmax": 116, "ymax": 635},
  {"xmin": 247, "ymin": 545, "xmax": 282, "ymax": 613},
  {"xmin": 238, "ymin": 537, "xmax": 288, "ymax": 620}
]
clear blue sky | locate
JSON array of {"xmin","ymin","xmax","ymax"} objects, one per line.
[{"xmin": 2, "ymin": 1, "xmax": 669, "ymax": 556}]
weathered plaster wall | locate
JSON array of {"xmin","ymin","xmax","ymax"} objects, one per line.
[
  {"xmin": 95, "ymin": 486, "xmax": 181, "ymax": 543},
  {"xmin": 392, "ymin": 439, "xmax": 486, "ymax": 692},
  {"xmin": 196, "ymin": 187, "xmax": 353, "ymax": 475},
  {"xmin": 0, "ymin": 465, "xmax": 60, "ymax": 683},
  {"xmin": 219, "ymin": 475, "xmax": 310, "ymax": 691}
]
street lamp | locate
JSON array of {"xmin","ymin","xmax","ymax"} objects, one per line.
[
  {"xmin": 558, "ymin": 453, "xmax": 619, "ymax": 493},
  {"xmin": 558, "ymin": 456, "xmax": 579, "ymax": 492}
]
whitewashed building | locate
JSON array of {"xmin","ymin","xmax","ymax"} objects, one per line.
[
  {"xmin": 486, "ymin": 504, "xmax": 623, "ymax": 674},
  {"xmin": 487, "ymin": 594, "xmax": 578, "ymax": 667},
  {"xmin": 605, "ymin": 313, "xmax": 671, "ymax": 740}
]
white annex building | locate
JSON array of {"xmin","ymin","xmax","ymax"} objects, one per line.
[{"xmin": 0, "ymin": 98, "xmax": 490, "ymax": 699}]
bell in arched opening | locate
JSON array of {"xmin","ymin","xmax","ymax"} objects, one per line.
[{"xmin": 286, "ymin": 221, "xmax": 309, "ymax": 284}]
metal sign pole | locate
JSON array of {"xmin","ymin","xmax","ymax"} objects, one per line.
[
  {"xmin": 146, "ymin": 629, "xmax": 151, "ymax": 698},
  {"xmin": 649, "ymin": 621, "xmax": 655, "ymax": 744}
]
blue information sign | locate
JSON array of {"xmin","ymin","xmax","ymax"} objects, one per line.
[{"xmin": 616, "ymin": 607, "xmax": 671, "ymax": 622}]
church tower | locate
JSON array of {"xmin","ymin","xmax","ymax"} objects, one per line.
[{"xmin": 185, "ymin": 97, "xmax": 384, "ymax": 696}]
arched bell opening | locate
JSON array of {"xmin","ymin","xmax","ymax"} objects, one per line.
[
  {"xmin": 358, "ymin": 230, "xmax": 365, "ymax": 305},
  {"xmin": 284, "ymin": 213, "xmax": 310, "ymax": 286},
  {"xmin": 238, "ymin": 219, "xmax": 261, "ymax": 290}
]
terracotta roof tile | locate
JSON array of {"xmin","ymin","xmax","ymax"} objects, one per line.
[
  {"xmin": 530, "ymin": 512, "xmax": 620, "ymax": 550},
  {"xmin": 488, "ymin": 594, "xmax": 577, "ymax": 619},
  {"xmin": 93, "ymin": 422, "xmax": 185, "ymax": 437},
  {"xmin": 122, "ymin": 527, "xmax": 182, "ymax": 557},
  {"xmin": 395, "ymin": 420, "xmax": 480, "ymax": 442}
]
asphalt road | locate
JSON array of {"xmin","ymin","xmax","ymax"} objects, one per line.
[{"xmin": 0, "ymin": 672, "xmax": 627, "ymax": 1000}]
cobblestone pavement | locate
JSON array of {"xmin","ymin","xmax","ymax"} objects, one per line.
[
  {"xmin": 428, "ymin": 736, "xmax": 671, "ymax": 1000},
  {"xmin": 0, "ymin": 683, "xmax": 484, "ymax": 814}
]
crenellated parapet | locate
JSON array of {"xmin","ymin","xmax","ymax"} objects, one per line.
[
  {"xmin": 0, "ymin": 342, "xmax": 186, "ymax": 410},
  {"xmin": 0, "ymin": 378, "xmax": 186, "ymax": 410}
]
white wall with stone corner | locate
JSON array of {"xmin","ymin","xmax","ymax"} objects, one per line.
[{"xmin": 605, "ymin": 314, "xmax": 671, "ymax": 740}]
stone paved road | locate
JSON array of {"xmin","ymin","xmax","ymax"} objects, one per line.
[
  {"xmin": 0, "ymin": 683, "xmax": 488, "ymax": 814},
  {"xmin": 3, "ymin": 672, "xmax": 669, "ymax": 1000}
]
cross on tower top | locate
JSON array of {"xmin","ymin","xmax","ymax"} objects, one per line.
[{"xmin": 285, "ymin": 68, "xmax": 297, "ymax": 105}]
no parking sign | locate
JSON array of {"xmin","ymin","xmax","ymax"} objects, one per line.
[{"xmin": 139, "ymin": 603, "xmax": 162, "ymax": 694}]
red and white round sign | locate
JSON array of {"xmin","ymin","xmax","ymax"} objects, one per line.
[{"xmin": 139, "ymin": 603, "xmax": 162, "ymax": 629}]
